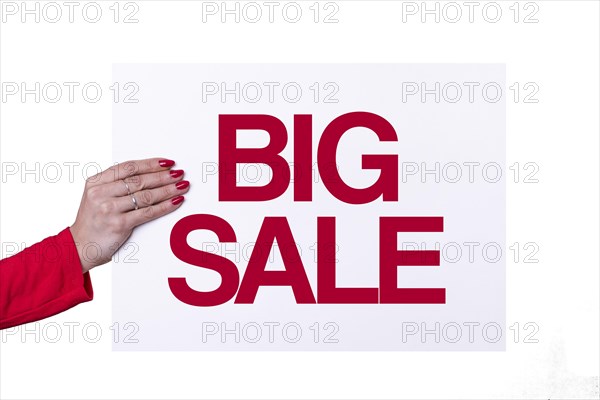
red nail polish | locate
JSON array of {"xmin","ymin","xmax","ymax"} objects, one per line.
[
  {"xmin": 176, "ymin": 180, "xmax": 190, "ymax": 190},
  {"xmin": 170, "ymin": 169, "xmax": 184, "ymax": 178},
  {"xmin": 171, "ymin": 195, "xmax": 185, "ymax": 205},
  {"xmin": 159, "ymin": 159, "xmax": 175, "ymax": 167}
]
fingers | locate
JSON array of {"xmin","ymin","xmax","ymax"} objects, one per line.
[
  {"xmin": 105, "ymin": 169, "xmax": 185, "ymax": 197},
  {"xmin": 125, "ymin": 195, "xmax": 186, "ymax": 228},
  {"xmin": 87, "ymin": 158, "xmax": 176, "ymax": 187},
  {"xmin": 118, "ymin": 180, "xmax": 190, "ymax": 212}
]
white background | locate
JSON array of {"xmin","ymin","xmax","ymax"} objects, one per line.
[{"xmin": 0, "ymin": 1, "xmax": 598, "ymax": 398}]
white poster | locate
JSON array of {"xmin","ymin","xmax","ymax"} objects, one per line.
[{"xmin": 112, "ymin": 63, "xmax": 505, "ymax": 351}]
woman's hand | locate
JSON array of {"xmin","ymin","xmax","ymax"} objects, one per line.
[{"xmin": 70, "ymin": 158, "xmax": 190, "ymax": 273}]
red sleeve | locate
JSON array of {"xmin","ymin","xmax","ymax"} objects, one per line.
[{"xmin": 0, "ymin": 227, "xmax": 93, "ymax": 330}]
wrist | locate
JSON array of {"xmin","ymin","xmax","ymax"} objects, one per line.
[{"xmin": 69, "ymin": 224, "xmax": 94, "ymax": 274}]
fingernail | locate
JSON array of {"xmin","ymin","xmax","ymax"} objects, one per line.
[
  {"xmin": 172, "ymin": 195, "xmax": 185, "ymax": 205},
  {"xmin": 159, "ymin": 159, "xmax": 175, "ymax": 167},
  {"xmin": 176, "ymin": 180, "xmax": 190, "ymax": 190},
  {"xmin": 170, "ymin": 169, "xmax": 184, "ymax": 178}
]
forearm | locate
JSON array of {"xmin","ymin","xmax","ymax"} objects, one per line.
[{"xmin": 0, "ymin": 227, "xmax": 93, "ymax": 330}]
